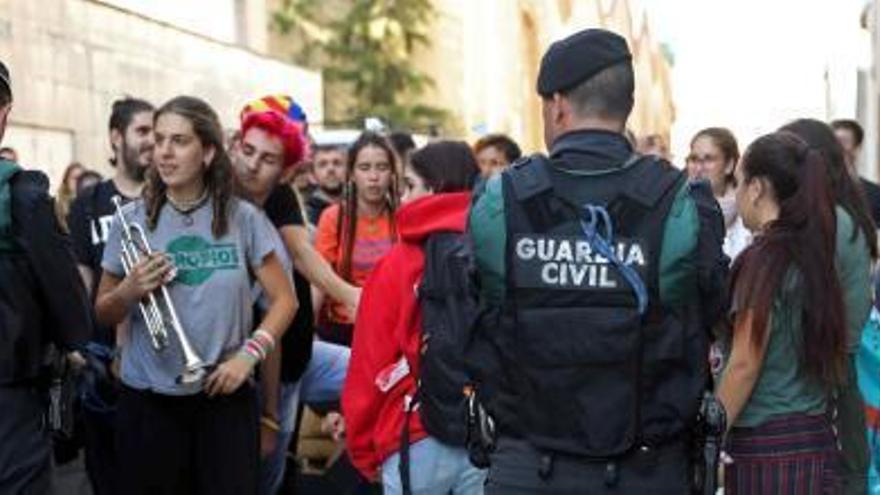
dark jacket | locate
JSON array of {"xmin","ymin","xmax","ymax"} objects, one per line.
[
  {"xmin": 0, "ymin": 165, "xmax": 92, "ymax": 386},
  {"xmin": 468, "ymin": 130, "xmax": 729, "ymax": 443}
]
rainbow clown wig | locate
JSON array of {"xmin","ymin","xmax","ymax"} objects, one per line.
[{"xmin": 239, "ymin": 94, "xmax": 309, "ymax": 169}]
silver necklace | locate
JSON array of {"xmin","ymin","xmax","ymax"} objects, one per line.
[{"xmin": 166, "ymin": 188, "xmax": 209, "ymax": 226}]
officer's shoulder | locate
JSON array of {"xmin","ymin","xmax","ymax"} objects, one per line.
[
  {"xmin": 508, "ymin": 153, "xmax": 549, "ymax": 171},
  {"xmin": 631, "ymin": 154, "xmax": 682, "ymax": 179},
  {"xmin": 503, "ymin": 153, "xmax": 553, "ymax": 200},
  {"xmin": 684, "ymin": 178, "xmax": 718, "ymax": 209},
  {"xmin": 10, "ymin": 169, "xmax": 49, "ymax": 198},
  {"xmin": 616, "ymin": 154, "xmax": 685, "ymax": 209}
]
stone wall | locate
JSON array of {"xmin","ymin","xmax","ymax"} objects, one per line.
[{"xmin": 0, "ymin": 0, "xmax": 320, "ymax": 187}]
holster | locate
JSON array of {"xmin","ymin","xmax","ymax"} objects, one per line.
[
  {"xmin": 44, "ymin": 346, "xmax": 78, "ymax": 441},
  {"xmin": 465, "ymin": 385, "xmax": 496, "ymax": 469},
  {"xmin": 691, "ymin": 391, "xmax": 726, "ymax": 495}
]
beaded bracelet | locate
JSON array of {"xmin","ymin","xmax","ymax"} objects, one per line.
[
  {"xmin": 238, "ymin": 328, "xmax": 277, "ymax": 364},
  {"xmin": 253, "ymin": 329, "xmax": 276, "ymax": 354}
]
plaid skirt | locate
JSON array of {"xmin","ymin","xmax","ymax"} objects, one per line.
[{"xmin": 725, "ymin": 413, "xmax": 841, "ymax": 495}]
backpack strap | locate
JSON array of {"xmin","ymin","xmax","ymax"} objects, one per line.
[
  {"xmin": 0, "ymin": 160, "xmax": 21, "ymax": 251},
  {"xmin": 399, "ymin": 390, "xmax": 419, "ymax": 495},
  {"xmin": 616, "ymin": 155, "xmax": 682, "ymax": 209}
]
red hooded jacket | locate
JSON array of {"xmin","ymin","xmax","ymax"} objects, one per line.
[{"xmin": 342, "ymin": 192, "xmax": 471, "ymax": 480}]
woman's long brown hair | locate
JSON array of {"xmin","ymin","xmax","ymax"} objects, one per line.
[
  {"xmin": 730, "ymin": 131, "xmax": 847, "ymax": 387},
  {"xmin": 144, "ymin": 96, "xmax": 233, "ymax": 238},
  {"xmin": 336, "ymin": 132, "xmax": 399, "ymax": 281}
]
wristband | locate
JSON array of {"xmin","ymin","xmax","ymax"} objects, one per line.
[
  {"xmin": 238, "ymin": 329, "xmax": 277, "ymax": 364},
  {"xmin": 245, "ymin": 339, "xmax": 267, "ymax": 361},
  {"xmin": 237, "ymin": 349, "xmax": 259, "ymax": 366},
  {"xmin": 253, "ymin": 328, "xmax": 276, "ymax": 354}
]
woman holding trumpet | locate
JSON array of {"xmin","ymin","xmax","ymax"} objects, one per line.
[{"xmin": 95, "ymin": 95, "xmax": 296, "ymax": 494}]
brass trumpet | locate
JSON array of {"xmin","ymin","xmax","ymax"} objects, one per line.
[{"xmin": 112, "ymin": 196, "xmax": 208, "ymax": 384}]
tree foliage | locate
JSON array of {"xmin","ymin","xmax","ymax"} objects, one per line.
[{"xmin": 273, "ymin": 0, "xmax": 450, "ymax": 132}]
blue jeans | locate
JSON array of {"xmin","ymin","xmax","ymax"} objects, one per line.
[
  {"xmin": 382, "ymin": 437, "xmax": 486, "ymax": 495},
  {"xmin": 260, "ymin": 341, "xmax": 351, "ymax": 494}
]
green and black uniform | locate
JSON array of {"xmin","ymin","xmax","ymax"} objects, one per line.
[
  {"xmin": 468, "ymin": 130, "xmax": 728, "ymax": 494},
  {"xmin": 0, "ymin": 160, "xmax": 92, "ymax": 493}
]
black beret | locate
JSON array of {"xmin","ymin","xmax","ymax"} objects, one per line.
[{"xmin": 537, "ymin": 28, "xmax": 632, "ymax": 98}]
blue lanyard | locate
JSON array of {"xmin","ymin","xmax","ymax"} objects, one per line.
[{"xmin": 579, "ymin": 204, "xmax": 649, "ymax": 315}]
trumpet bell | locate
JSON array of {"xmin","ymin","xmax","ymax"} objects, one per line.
[{"xmin": 177, "ymin": 365, "xmax": 209, "ymax": 385}]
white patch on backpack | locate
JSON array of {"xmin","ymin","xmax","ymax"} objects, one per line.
[{"xmin": 513, "ymin": 235, "xmax": 647, "ymax": 290}]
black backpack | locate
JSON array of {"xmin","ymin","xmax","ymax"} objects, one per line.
[{"xmin": 398, "ymin": 231, "xmax": 480, "ymax": 493}]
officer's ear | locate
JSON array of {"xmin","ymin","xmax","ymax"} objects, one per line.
[{"xmin": 551, "ymin": 93, "xmax": 568, "ymax": 126}]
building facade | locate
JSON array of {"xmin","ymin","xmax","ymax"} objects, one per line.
[
  {"xmin": 414, "ymin": 0, "xmax": 675, "ymax": 152},
  {"xmin": 0, "ymin": 0, "xmax": 321, "ymax": 187}
]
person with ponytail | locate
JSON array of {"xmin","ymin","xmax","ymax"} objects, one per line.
[
  {"xmin": 95, "ymin": 96, "xmax": 296, "ymax": 494},
  {"xmin": 718, "ymin": 132, "xmax": 845, "ymax": 494},
  {"xmin": 782, "ymin": 118, "xmax": 875, "ymax": 495},
  {"xmin": 314, "ymin": 131, "xmax": 399, "ymax": 346}
]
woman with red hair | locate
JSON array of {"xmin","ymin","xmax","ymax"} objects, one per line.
[{"xmin": 233, "ymin": 95, "xmax": 359, "ymax": 494}]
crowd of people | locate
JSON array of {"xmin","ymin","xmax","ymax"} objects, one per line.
[{"xmin": 4, "ymin": 26, "xmax": 880, "ymax": 495}]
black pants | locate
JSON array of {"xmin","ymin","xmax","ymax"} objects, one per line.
[
  {"xmin": 82, "ymin": 407, "xmax": 118, "ymax": 494},
  {"xmin": 0, "ymin": 386, "xmax": 50, "ymax": 494},
  {"xmin": 117, "ymin": 384, "xmax": 259, "ymax": 495},
  {"xmin": 836, "ymin": 354, "xmax": 869, "ymax": 495},
  {"xmin": 485, "ymin": 437, "xmax": 691, "ymax": 494}
]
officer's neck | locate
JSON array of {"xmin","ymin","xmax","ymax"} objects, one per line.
[{"xmin": 564, "ymin": 116, "xmax": 625, "ymax": 135}]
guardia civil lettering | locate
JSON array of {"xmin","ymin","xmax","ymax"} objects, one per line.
[{"xmin": 514, "ymin": 236, "xmax": 647, "ymax": 288}]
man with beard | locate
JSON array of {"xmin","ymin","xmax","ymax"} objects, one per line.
[
  {"xmin": 66, "ymin": 96, "xmax": 154, "ymax": 495},
  {"xmin": 832, "ymin": 119, "xmax": 880, "ymax": 227},
  {"xmin": 305, "ymin": 144, "xmax": 346, "ymax": 225}
]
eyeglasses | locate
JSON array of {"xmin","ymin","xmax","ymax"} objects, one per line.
[{"xmin": 685, "ymin": 154, "xmax": 721, "ymax": 165}]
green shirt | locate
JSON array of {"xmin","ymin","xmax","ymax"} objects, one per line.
[
  {"xmin": 835, "ymin": 206, "xmax": 872, "ymax": 353},
  {"xmin": 469, "ymin": 170, "xmax": 701, "ymax": 307},
  {"xmin": 724, "ymin": 207, "xmax": 869, "ymax": 427},
  {"xmin": 728, "ymin": 270, "xmax": 827, "ymax": 427}
]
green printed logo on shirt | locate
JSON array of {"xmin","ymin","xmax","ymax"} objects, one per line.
[{"xmin": 167, "ymin": 235, "xmax": 240, "ymax": 286}]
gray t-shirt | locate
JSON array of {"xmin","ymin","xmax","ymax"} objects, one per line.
[
  {"xmin": 102, "ymin": 197, "xmax": 279, "ymax": 395},
  {"xmin": 252, "ymin": 223, "xmax": 293, "ymax": 312}
]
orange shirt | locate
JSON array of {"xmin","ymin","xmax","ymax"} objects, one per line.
[{"xmin": 314, "ymin": 203, "xmax": 395, "ymax": 324}]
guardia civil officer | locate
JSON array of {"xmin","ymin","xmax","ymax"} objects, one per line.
[
  {"xmin": 0, "ymin": 60, "xmax": 92, "ymax": 493},
  {"xmin": 467, "ymin": 29, "xmax": 729, "ymax": 493}
]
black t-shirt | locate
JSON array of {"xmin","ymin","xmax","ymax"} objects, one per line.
[
  {"xmin": 66, "ymin": 179, "xmax": 133, "ymax": 345},
  {"xmin": 264, "ymin": 185, "xmax": 315, "ymax": 383},
  {"xmin": 860, "ymin": 177, "xmax": 880, "ymax": 228},
  {"xmin": 68, "ymin": 180, "xmax": 126, "ymax": 274},
  {"xmin": 305, "ymin": 192, "xmax": 334, "ymax": 226}
]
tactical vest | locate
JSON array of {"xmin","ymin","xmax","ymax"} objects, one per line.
[
  {"xmin": 0, "ymin": 159, "xmax": 20, "ymax": 252},
  {"xmin": 500, "ymin": 154, "xmax": 708, "ymax": 458}
]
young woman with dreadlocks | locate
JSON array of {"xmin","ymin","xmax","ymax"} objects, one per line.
[{"xmin": 314, "ymin": 131, "xmax": 399, "ymax": 346}]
